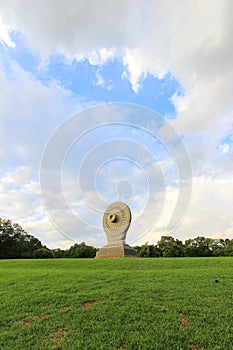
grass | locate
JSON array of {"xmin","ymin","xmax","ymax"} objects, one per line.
[{"xmin": 0, "ymin": 257, "xmax": 233, "ymax": 350}]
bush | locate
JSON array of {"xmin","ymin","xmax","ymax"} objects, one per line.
[{"xmin": 34, "ymin": 247, "xmax": 53, "ymax": 258}]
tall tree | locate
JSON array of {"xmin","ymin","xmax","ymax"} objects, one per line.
[
  {"xmin": 136, "ymin": 244, "xmax": 160, "ymax": 257},
  {"xmin": 184, "ymin": 236, "xmax": 213, "ymax": 257},
  {"xmin": 66, "ymin": 242, "xmax": 97, "ymax": 258},
  {"xmin": 0, "ymin": 218, "xmax": 43, "ymax": 258},
  {"xmin": 157, "ymin": 236, "xmax": 184, "ymax": 257},
  {"xmin": 225, "ymin": 239, "xmax": 233, "ymax": 256}
]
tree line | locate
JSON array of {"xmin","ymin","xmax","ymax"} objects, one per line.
[
  {"xmin": 1, "ymin": 218, "xmax": 233, "ymax": 258},
  {"xmin": 135, "ymin": 235, "xmax": 233, "ymax": 257},
  {"xmin": 0, "ymin": 218, "xmax": 97, "ymax": 259}
]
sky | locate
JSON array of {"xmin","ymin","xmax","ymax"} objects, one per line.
[{"xmin": 0, "ymin": 0, "xmax": 233, "ymax": 249}]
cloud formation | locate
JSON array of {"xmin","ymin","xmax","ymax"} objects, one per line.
[
  {"xmin": 1, "ymin": 1, "xmax": 232, "ymax": 126},
  {"xmin": 0, "ymin": 59, "xmax": 84, "ymax": 246},
  {"xmin": 0, "ymin": 0, "xmax": 232, "ymax": 246}
]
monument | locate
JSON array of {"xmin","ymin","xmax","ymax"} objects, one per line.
[{"xmin": 96, "ymin": 202, "xmax": 137, "ymax": 258}]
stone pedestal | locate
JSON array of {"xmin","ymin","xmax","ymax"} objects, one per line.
[{"xmin": 96, "ymin": 243, "xmax": 137, "ymax": 258}]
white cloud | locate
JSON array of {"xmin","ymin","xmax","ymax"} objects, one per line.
[
  {"xmin": 0, "ymin": 0, "xmax": 134, "ymax": 57},
  {"xmin": 0, "ymin": 13, "xmax": 15, "ymax": 47},
  {"xmin": 0, "ymin": 0, "xmax": 232, "ymax": 129},
  {"xmin": 95, "ymin": 70, "xmax": 105, "ymax": 87},
  {"xmin": 176, "ymin": 175, "xmax": 233, "ymax": 240},
  {"xmin": 0, "ymin": 59, "xmax": 85, "ymax": 168},
  {"xmin": 221, "ymin": 144, "xmax": 229, "ymax": 155},
  {"xmin": 88, "ymin": 48, "xmax": 115, "ymax": 66},
  {"xmin": 0, "ymin": 57, "xmax": 91, "ymax": 247},
  {"xmin": 138, "ymin": 175, "xmax": 233, "ymax": 245}
]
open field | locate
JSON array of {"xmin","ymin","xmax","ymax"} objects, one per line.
[{"xmin": 1, "ymin": 258, "xmax": 233, "ymax": 350}]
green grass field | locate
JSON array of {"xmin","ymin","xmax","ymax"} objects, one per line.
[{"xmin": 1, "ymin": 258, "xmax": 233, "ymax": 350}]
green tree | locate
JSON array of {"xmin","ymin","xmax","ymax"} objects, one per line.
[
  {"xmin": 0, "ymin": 218, "xmax": 43, "ymax": 258},
  {"xmin": 211, "ymin": 239, "xmax": 227, "ymax": 256},
  {"xmin": 137, "ymin": 244, "xmax": 150, "ymax": 257},
  {"xmin": 52, "ymin": 248, "xmax": 65, "ymax": 258},
  {"xmin": 157, "ymin": 236, "xmax": 184, "ymax": 257},
  {"xmin": 184, "ymin": 236, "xmax": 213, "ymax": 257},
  {"xmin": 225, "ymin": 239, "xmax": 233, "ymax": 256},
  {"xmin": 34, "ymin": 247, "xmax": 53, "ymax": 258},
  {"xmin": 66, "ymin": 242, "xmax": 97, "ymax": 258},
  {"xmin": 136, "ymin": 244, "xmax": 160, "ymax": 257}
]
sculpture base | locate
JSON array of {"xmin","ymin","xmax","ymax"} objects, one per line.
[{"xmin": 96, "ymin": 244, "xmax": 137, "ymax": 258}]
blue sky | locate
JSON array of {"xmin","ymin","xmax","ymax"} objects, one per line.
[
  {"xmin": 4, "ymin": 30, "xmax": 181, "ymax": 115},
  {"xmin": 0, "ymin": 1, "xmax": 233, "ymax": 248}
]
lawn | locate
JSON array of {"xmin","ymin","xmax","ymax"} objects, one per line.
[{"xmin": 0, "ymin": 257, "xmax": 233, "ymax": 350}]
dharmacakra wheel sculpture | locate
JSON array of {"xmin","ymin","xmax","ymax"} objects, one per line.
[{"xmin": 103, "ymin": 202, "xmax": 131, "ymax": 246}]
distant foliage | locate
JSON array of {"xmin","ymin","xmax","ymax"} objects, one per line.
[
  {"xmin": 157, "ymin": 236, "xmax": 184, "ymax": 257},
  {"xmin": 65, "ymin": 242, "xmax": 98, "ymax": 258},
  {"xmin": 0, "ymin": 218, "xmax": 43, "ymax": 259},
  {"xmin": 0, "ymin": 218, "xmax": 97, "ymax": 259},
  {"xmin": 134, "ymin": 244, "xmax": 160, "ymax": 257},
  {"xmin": 52, "ymin": 248, "xmax": 66, "ymax": 258},
  {"xmin": 135, "ymin": 235, "xmax": 233, "ymax": 258},
  {"xmin": 34, "ymin": 247, "xmax": 53, "ymax": 258},
  {"xmin": 1, "ymin": 218, "xmax": 233, "ymax": 259}
]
